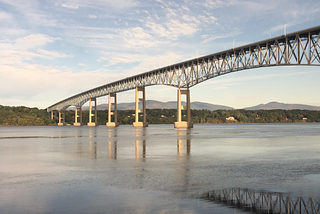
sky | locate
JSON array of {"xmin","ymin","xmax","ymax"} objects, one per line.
[{"xmin": 0, "ymin": 0, "xmax": 320, "ymax": 109}]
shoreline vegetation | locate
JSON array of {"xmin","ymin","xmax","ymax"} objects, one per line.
[{"xmin": 0, "ymin": 105, "xmax": 320, "ymax": 126}]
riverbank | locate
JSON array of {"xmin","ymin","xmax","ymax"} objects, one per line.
[{"xmin": 1, "ymin": 105, "xmax": 320, "ymax": 126}]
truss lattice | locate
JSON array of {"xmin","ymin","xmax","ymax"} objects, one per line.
[{"xmin": 47, "ymin": 26, "xmax": 320, "ymax": 112}]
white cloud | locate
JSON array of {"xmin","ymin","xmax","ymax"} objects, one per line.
[
  {"xmin": 56, "ymin": 0, "xmax": 138, "ymax": 10},
  {"xmin": 0, "ymin": 62, "xmax": 124, "ymax": 108},
  {"xmin": 121, "ymin": 27, "xmax": 157, "ymax": 48},
  {"xmin": 204, "ymin": 0, "xmax": 227, "ymax": 8},
  {"xmin": 268, "ymin": 24, "xmax": 286, "ymax": 34},
  {"xmin": 89, "ymin": 14, "xmax": 97, "ymax": 19},
  {"xmin": 98, "ymin": 56, "xmax": 138, "ymax": 65},
  {"xmin": 201, "ymin": 30, "xmax": 240, "ymax": 43},
  {"xmin": 37, "ymin": 50, "xmax": 73, "ymax": 59},
  {"xmin": 0, "ymin": 28, "xmax": 27, "ymax": 36},
  {"xmin": 145, "ymin": 21, "xmax": 169, "ymax": 38},
  {"xmin": 15, "ymin": 34, "xmax": 58, "ymax": 50},
  {"xmin": 61, "ymin": 4, "xmax": 79, "ymax": 9},
  {"xmin": 108, "ymin": 57, "xmax": 138, "ymax": 65},
  {"xmin": 0, "ymin": 0, "xmax": 58, "ymax": 27},
  {"xmin": 145, "ymin": 19, "xmax": 198, "ymax": 40},
  {"xmin": 166, "ymin": 19, "xmax": 198, "ymax": 37},
  {"xmin": 125, "ymin": 52, "xmax": 183, "ymax": 76},
  {"xmin": 0, "ymin": 34, "xmax": 69, "ymax": 64},
  {"xmin": 0, "ymin": 10, "xmax": 13, "ymax": 20},
  {"xmin": 181, "ymin": 5, "xmax": 190, "ymax": 11}
]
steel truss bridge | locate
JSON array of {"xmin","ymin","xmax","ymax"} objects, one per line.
[
  {"xmin": 202, "ymin": 188, "xmax": 320, "ymax": 214},
  {"xmin": 47, "ymin": 25, "xmax": 320, "ymax": 113}
]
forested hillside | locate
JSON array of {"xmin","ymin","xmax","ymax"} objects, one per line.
[
  {"xmin": 1, "ymin": 105, "xmax": 319, "ymax": 126},
  {"xmin": 0, "ymin": 105, "xmax": 55, "ymax": 126}
]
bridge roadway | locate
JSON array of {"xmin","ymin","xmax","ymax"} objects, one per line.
[{"xmin": 47, "ymin": 25, "xmax": 320, "ymax": 128}]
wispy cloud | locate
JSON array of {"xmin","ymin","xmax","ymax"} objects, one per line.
[
  {"xmin": 55, "ymin": 0, "xmax": 138, "ymax": 10},
  {"xmin": 61, "ymin": 4, "xmax": 79, "ymax": 9},
  {"xmin": 88, "ymin": 14, "xmax": 97, "ymax": 19},
  {"xmin": 37, "ymin": 50, "xmax": 73, "ymax": 59},
  {"xmin": 0, "ymin": 10, "xmax": 13, "ymax": 20}
]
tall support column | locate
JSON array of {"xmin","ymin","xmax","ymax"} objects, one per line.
[
  {"xmin": 88, "ymin": 98, "xmax": 98, "ymax": 126},
  {"xmin": 174, "ymin": 88, "xmax": 193, "ymax": 128},
  {"xmin": 74, "ymin": 107, "xmax": 82, "ymax": 126},
  {"xmin": 51, "ymin": 111, "xmax": 56, "ymax": 120},
  {"xmin": 58, "ymin": 111, "xmax": 65, "ymax": 126},
  {"xmin": 133, "ymin": 87, "xmax": 148, "ymax": 127},
  {"xmin": 106, "ymin": 93, "xmax": 119, "ymax": 127}
]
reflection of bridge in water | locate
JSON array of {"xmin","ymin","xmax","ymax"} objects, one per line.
[
  {"xmin": 202, "ymin": 188, "xmax": 320, "ymax": 214},
  {"xmin": 80, "ymin": 127, "xmax": 192, "ymax": 160}
]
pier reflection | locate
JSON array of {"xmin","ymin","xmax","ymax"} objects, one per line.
[
  {"xmin": 135, "ymin": 127, "xmax": 147, "ymax": 161},
  {"xmin": 72, "ymin": 127, "xmax": 195, "ymax": 161},
  {"xmin": 89, "ymin": 129, "xmax": 97, "ymax": 159},
  {"xmin": 89, "ymin": 141, "xmax": 97, "ymax": 159},
  {"xmin": 107, "ymin": 127, "xmax": 118, "ymax": 159},
  {"xmin": 176, "ymin": 128, "xmax": 192, "ymax": 194},
  {"xmin": 177, "ymin": 128, "xmax": 191, "ymax": 158}
]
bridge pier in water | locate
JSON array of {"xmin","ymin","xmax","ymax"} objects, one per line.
[
  {"xmin": 174, "ymin": 89, "xmax": 193, "ymax": 128},
  {"xmin": 47, "ymin": 26, "xmax": 320, "ymax": 122},
  {"xmin": 133, "ymin": 87, "xmax": 148, "ymax": 127},
  {"xmin": 74, "ymin": 107, "xmax": 82, "ymax": 126},
  {"xmin": 88, "ymin": 98, "xmax": 98, "ymax": 126},
  {"xmin": 106, "ymin": 93, "xmax": 119, "ymax": 127},
  {"xmin": 58, "ymin": 111, "xmax": 66, "ymax": 126}
]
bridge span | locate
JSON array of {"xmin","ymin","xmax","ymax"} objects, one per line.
[{"xmin": 47, "ymin": 25, "xmax": 320, "ymax": 128}]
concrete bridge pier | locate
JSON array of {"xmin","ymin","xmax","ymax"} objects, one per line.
[
  {"xmin": 174, "ymin": 88, "xmax": 193, "ymax": 128},
  {"xmin": 58, "ymin": 111, "xmax": 66, "ymax": 126},
  {"xmin": 133, "ymin": 87, "xmax": 148, "ymax": 127},
  {"xmin": 106, "ymin": 93, "xmax": 119, "ymax": 127},
  {"xmin": 74, "ymin": 107, "xmax": 82, "ymax": 126},
  {"xmin": 88, "ymin": 98, "xmax": 98, "ymax": 126},
  {"xmin": 50, "ymin": 110, "xmax": 56, "ymax": 120}
]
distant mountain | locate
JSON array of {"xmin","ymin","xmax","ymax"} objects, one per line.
[
  {"xmin": 67, "ymin": 101, "xmax": 320, "ymax": 111},
  {"xmin": 244, "ymin": 101, "xmax": 320, "ymax": 110},
  {"xmin": 77, "ymin": 100, "xmax": 233, "ymax": 111}
]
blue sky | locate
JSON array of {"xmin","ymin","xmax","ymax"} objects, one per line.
[{"xmin": 0, "ymin": 0, "xmax": 320, "ymax": 109}]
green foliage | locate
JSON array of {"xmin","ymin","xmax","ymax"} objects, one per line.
[
  {"xmin": 0, "ymin": 105, "xmax": 56, "ymax": 126},
  {"xmin": 0, "ymin": 105, "xmax": 319, "ymax": 126}
]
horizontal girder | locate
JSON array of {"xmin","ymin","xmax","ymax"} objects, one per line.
[{"xmin": 47, "ymin": 25, "xmax": 320, "ymax": 112}]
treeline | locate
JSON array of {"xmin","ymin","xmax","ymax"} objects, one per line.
[
  {"xmin": 1, "ymin": 105, "xmax": 320, "ymax": 126},
  {"xmin": 0, "ymin": 105, "xmax": 56, "ymax": 126}
]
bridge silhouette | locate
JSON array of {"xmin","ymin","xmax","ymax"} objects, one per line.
[{"xmin": 47, "ymin": 26, "xmax": 320, "ymax": 128}]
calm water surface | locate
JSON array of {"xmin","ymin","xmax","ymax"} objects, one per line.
[{"xmin": 0, "ymin": 123, "xmax": 320, "ymax": 213}]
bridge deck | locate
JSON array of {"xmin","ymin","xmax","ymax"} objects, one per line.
[{"xmin": 47, "ymin": 25, "xmax": 320, "ymax": 112}]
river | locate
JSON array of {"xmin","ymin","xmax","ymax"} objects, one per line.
[{"xmin": 0, "ymin": 123, "xmax": 319, "ymax": 213}]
